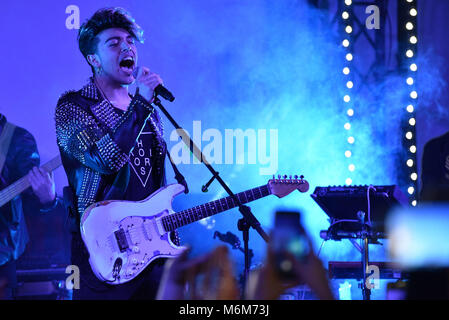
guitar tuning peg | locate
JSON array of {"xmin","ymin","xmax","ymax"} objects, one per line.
[
  {"xmin": 294, "ymin": 175, "xmax": 298, "ymax": 179},
  {"xmin": 300, "ymin": 175, "xmax": 304, "ymax": 179},
  {"xmin": 289, "ymin": 175, "xmax": 292, "ymax": 180},
  {"xmin": 277, "ymin": 174, "xmax": 281, "ymax": 179},
  {"xmin": 283, "ymin": 175, "xmax": 287, "ymax": 179}
]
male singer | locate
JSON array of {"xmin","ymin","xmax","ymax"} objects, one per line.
[{"xmin": 55, "ymin": 7, "xmax": 171, "ymax": 300}]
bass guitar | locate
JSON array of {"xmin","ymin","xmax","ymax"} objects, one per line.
[{"xmin": 0, "ymin": 155, "xmax": 62, "ymax": 208}]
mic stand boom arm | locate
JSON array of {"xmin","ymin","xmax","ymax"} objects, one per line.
[{"xmin": 151, "ymin": 97, "xmax": 269, "ymax": 290}]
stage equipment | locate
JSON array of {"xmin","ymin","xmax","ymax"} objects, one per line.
[
  {"xmin": 15, "ymin": 266, "xmax": 70, "ymax": 300},
  {"xmin": 311, "ymin": 184, "xmax": 408, "ymax": 300}
]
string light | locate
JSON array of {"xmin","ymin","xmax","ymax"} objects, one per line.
[
  {"xmin": 405, "ymin": 131, "xmax": 413, "ymax": 140},
  {"xmin": 342, "ymin": 0, "xmax": 354, "ymax": 186},
  {"xmin": 404, "ymin": 0, "xmax": 418, "ymax": 207}
]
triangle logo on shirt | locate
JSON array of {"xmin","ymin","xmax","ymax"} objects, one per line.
[{"xmin": 129, "ymin": 132, "xmax": 153, "ymax": 188}]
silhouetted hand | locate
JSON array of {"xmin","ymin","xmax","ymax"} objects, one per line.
[
  {"xmin": 246, "ymin": 239, "xmax": 334, "ymax": 300},
  {"xmin": 157, "ymin": 246, "xmax": 240, "ymax": 300},
  {"xmin": 287, "ymin": 250, "xmax": 334, "ymax": 300}
]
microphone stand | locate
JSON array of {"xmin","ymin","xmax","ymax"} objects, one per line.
[{"xmin": 151, "ymin": 97, "xmax": 269, "ymax": 291}]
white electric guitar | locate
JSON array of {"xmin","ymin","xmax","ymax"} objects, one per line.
[{"xmin": 81, "ymin": 175, "xmax": 309, "ymax": 284}]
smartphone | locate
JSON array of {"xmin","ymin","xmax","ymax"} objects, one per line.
[{"xmin": 271, "ymin": 210, "xmax": 310, "ymax": 279}]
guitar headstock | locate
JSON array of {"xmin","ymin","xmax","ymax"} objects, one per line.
[{"xmin": 268, "ymin": 174, "xmax": 309, "ymax": 198}]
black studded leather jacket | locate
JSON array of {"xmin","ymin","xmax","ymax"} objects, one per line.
[{"xmin": 55, "ymin": 79, "xmax": 167, "ymax": 227}]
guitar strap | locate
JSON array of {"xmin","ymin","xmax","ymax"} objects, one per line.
[{"xmin": 0, "ymin": 121, "xmax": 16, "ymax": 178}]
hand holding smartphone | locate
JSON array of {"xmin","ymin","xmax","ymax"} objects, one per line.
[{"xmin": 271, "ymin": 210, "xmax": 310, "ymax": 279}]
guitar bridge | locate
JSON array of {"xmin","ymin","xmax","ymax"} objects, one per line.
[{"xmin": 114, "ymin": 228, "xmax": 129, "ymax": 253}]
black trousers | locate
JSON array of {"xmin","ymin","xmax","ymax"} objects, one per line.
[{"xmin": 70, "ymin": 232, "xmax": 166, "ymax": 300}]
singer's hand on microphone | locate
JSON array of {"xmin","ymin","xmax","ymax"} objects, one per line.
[{"xmin": 135, "ymin": 67, "xmax": 163, "ymax": 102}]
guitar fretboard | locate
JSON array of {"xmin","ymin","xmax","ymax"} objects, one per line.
[
  {"xmin": 161, "ymin": 185, "xmax": 271, "ymax": 232},
  {"xmin": 0, "ymin": 155, "xmax": 61, "ymax": 207}
]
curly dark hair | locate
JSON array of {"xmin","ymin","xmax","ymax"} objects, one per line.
[{"xmin": 78, "ymin": 7, "xmax": 144, "ymax": 72}]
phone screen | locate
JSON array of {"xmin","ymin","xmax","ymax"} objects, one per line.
[{"xmin": 272, "ymin": 211, "xmax": 310, "ymax": 279}]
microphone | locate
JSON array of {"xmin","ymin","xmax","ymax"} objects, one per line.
[
  {"xmin": 155, "ymin": 83, "xmax": 175, "ymax": 102},
  {"xmin": 133, "ymin": 67, "xmax": 175, "ymax": 102}
]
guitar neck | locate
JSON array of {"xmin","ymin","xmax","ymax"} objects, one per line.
[
  {"xmin": 0, "ymin": 155, "xmax": 61, "ymax": 208},
  {"xmin": 161, "ymin": 184, "xmax": 271, "ymax": 232}
]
